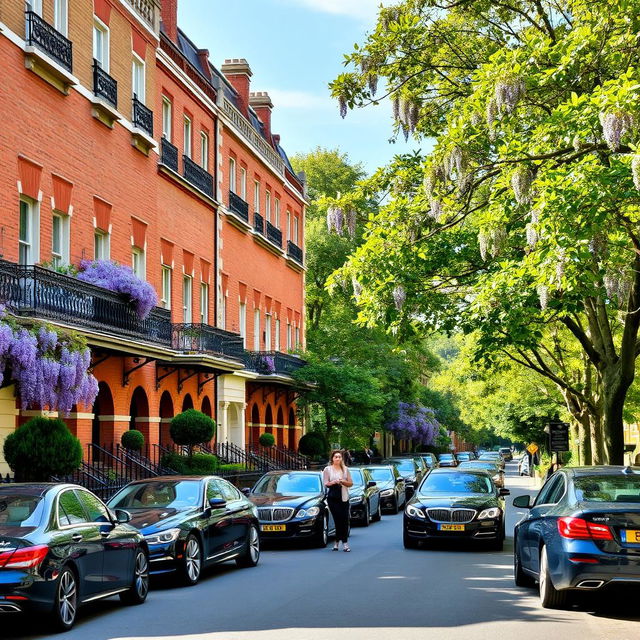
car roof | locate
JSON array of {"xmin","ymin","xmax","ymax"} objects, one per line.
[
  {"xmin": 124, "ymin": 476, "xmax": 211, "ymax": 484},
  {"xmin": 565, "ymin": 466, "xmax": 640, "ymax": 477},
  {"xmin": 0, "ymin": 483, "xmax": 57, "ymax": 497},
  {"xmin": 261, "ymin": 470, "xmax": 322, "ymax": 476},
  {"xmin": 363, "ymin": 464, "xmax": 394, "ymax": 469},
  {"xmin": 428, "ymin": 468, "xmax": 489, "ymax": 476}
]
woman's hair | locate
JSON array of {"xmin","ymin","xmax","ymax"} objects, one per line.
[{"xmin": 330, "ymin": 449, "xmax": 346, "ymax": 473}]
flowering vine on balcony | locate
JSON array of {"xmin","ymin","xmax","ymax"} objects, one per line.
[
  {"xmin": 255, "ymin": 354, "xmax": 276, "ymax": 374},
  {"xmin": 77, "ymin": 260, "xmax": 158, "ymax": 319},
  {"xmin": 385, "ymin": 402, "xmax": 440, "ymax": 445},
  {"xmin": 0, "ymin": 306, "xmax": 98, "ymax": 413}
]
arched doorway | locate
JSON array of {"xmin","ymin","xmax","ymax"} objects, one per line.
[
  {"xmin": 92, "ymin": 382, "xmax": 114, "ymax": 447},
  {"xmin": 288, "ymin": 408, "xmax": 297, "ymax": 449},
  {"xmin": 251, "ymin": 404, "xmax": 260, "ymax": 446},
  {"xmin": 159, "ymin": 391, "xmax": 174, "ymax": 445},
  {"xmin": 276, "ymin": 407, "xmax": 284, "ymax": 447},
  {"xmin": 182, "ymin": 394, "xmax": 194, "ymax": 411},
  {"xmin": 201, "ymin": 396, "xmax": 212, "ymax": 417},
  {"xmin": 129, "ymin": 386, "xmax": 150, "ymax": 451},
  {"xmin": 265, "ymin": 405, "xmax": 274, "ymax": 435}
]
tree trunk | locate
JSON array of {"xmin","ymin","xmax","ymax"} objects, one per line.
[
  {"xmin": 601, "ymin": 370, "xmax": 628, "ymax": 464},
  {"xmin": 589, "ymin": 412, "xmax": 605, "ymax": 464}
]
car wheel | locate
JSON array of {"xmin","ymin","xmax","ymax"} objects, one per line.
[
  {"xmin": 180, "ymin": 534, "xmax": 203, "ymax": 586},
  {"xmin": 372, "ymin": 499, "xmax": 382, "ymax": 522},
  {"xmin": 313, "ymin": 515, "xmax": 329, "ymax": 548},
  {"xmin": 362, "ymin": 502, "xmax": 370, "ymax": 527},
  {"xmin": 50, "ymin": 567, "xmax": 78, "ymax": 632},
  {"xmin": 236, "ymin": 525, "xmax": 260, "ymax": 568},
  {"xmin": 120, "ymin": 548, "xmax": 149, "ymax": 605},
  {"xmin": 403, "ymin": 529, "xmax": 420, "ymax": 549},
  {"xmin": 514, "ymin": 545, "xmax": 534, "ymax": 587},
  {"xmin": 539, "ymin": 546, "xmax": 568, "ymax": 609}
]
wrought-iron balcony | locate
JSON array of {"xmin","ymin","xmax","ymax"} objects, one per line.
[
  {"xmin": 266, "ymin": 221, "xmax": 283, "ymax": 248},
  {"xmin": 160, "ymin": 137, "xmax": 179, "ymax": 172},
  {"xmin": 25, "ymin": 10, "xmax": 73, "ymax": 72},
  {"xmin": 0, "ymin": 260, "xmax": 171, "ymax": 346},
  {"xmin": 229, "ymin": 191, "xmax": 249, "ymax": 222},
  {"xmin": 287, "ymin": 241, "xmax": 303, "ymax": 265},
  {"xmin": 172, "ymin": 324, "xmax": 245, "ymax": 361},
  {"xmin": 132, "ymin": 96, "xmax": 153, "ymax": 137},
  {"xmin": 93, "ymin": 60, "xmax": 117, "ymax": 108},
  {"xmin": 244, "ymin": 350, "xmax": 306, "ymax": 377},
  {"xmin": 254, "ymin": 212, "xmax": 265, "ymax": 235},
  {"xmin": 183, "ymin": 155, "xmax": 214, "ymax": 198}
]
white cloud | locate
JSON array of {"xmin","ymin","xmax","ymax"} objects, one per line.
[
  {"xmin": 268, "ymin": 88, "xmax": 333, "ymax": 110},
  {"xmin": 287, "ymin": 0, "xmax": 388, "ymax": 22}
]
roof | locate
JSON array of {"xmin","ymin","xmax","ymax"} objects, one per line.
[
  {"xmin": 262, "ymin": 470, "xmax": 321, "ymax": 475},
  {"xmin": 0, "ymin": 483, "xmax": 56, "ymax": 496},
  {"xmin": 566, "ymin": 466, "xmax": 640, "ymax": 476}
]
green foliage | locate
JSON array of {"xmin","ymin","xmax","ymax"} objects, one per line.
[
  {"xmin": 4, "ymin": 417, "xmax": 82, "ymax": 481},
  {"xmin": 258, "ymin": 432, "xmax": 275, "ymax": 447},
  {"xmin": 217, "ymin": 463, "xmax": 248, "ymax": 473},
  {"xmin": 121, "ymin": 429, "xmax": 144, "ymax": 451},
  {"xmin": 298, "ymin": 431, "xmax": 329, "ymax": 457},
  {"xmin": 169, "ymin": 409, "xmax": 216, "ymax": 455},
  {"xmin": 160, "ymin": 452, "xmax": 218, "ymax": 475}
]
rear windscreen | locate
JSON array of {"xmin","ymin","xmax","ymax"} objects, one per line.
[
  {"xmin": 0, "ymin": 493, "xmax": 44, "ymax": 528},
  {"xmin": 574, "ymin": 475, "xmax": 640, "ymax": 502}
]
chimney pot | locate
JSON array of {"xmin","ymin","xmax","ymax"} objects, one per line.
[
  {"xmin": 221, "ymin": 59, "xmax": 253, "ymax": 117},
  {"xmin": 160, "ymin": 0, "xmax": 178, "ymax": 43}
]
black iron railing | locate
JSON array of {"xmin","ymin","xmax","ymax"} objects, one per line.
[
  {"xmin": 93, "ymin": 59, "xmax": 117, "ymax": 107},
  {"xmin": 132, "ymin": 96, "xmax": 153, "ymax": 136},
  {"xmin": 229, "ymin": 191, "xmax": 249, "ymax": 221},
  {"xmin": 116, "ymin": 444, "xmax": 177, "ymax": 476},
  {"xmin": 0, "ymin": 260, "xmax": 172, "ymax": 346},
  {"xmin": 172, "ymin": 323, "xmax": 245, "ymax": 361},
  {"xmin": 254, "ymin": 212, "xmax": 265, "ymax": 235},
  {"xmin": 287, "ymin": 240, "xmax": 303, "ymax": 265},
  {"xmin": 244, "ymin": 350, "xmax": 306, "ymax": 376},
  {"xmin": 247, "ymin": 444, "xmax": 307, "ymax": 470},
  {"xmin": 160, "ymin": 137, "xmax": 179, "ymax": 171},
  {"xmin": 266, "ymin": 221, "xmax": 283, "ymax": 248},
  {"xmin": 26, "ymin": 10, "xmax": 72, "ymax": 72},
  {"xmin": 53, "ymin": 461, "xmax": 117, "ymax": 502},
  {"xmin": 87, "ymin": 443, "xmax": 160, "ymax": 484},
  {"xmin": 183, "ymin": 155, "xmax": 214, "ymax": 197}
]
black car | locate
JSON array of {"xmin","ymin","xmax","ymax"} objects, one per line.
[
  {"xmin": 0, "ymin": 483, "xmax": 149, "ymax": 631},
  {"xmin": 403, "ymin": 469, "xmax": 509, "ymax": 550},
  {"xmin": 384, "ymin": 458, "xmax": 423, "ymax": 495},
  {"xmin": 514, "ymin": 466, "xmax": 640, "ymax": 609},
  {"xmin": 438, "ymin": 453, "xmax": 457, "ymax": 467},
  {"xmin": 349, "ymin": 467, "xmax": 382, "ymax": 525},
  {"xmin": 363, "ymin": 465, "xmax": 406, "ymax": 513},
  {"xmin": 108, "ymin": 476, "xmax": 260, "ymax": 586},
  {"xmin": 246, "ymin": 471, "xmax": 335, "ymax": 547},
  {"xmin": 419, "ymin": 453, "xmax": 439, "ymax": 470},
  {"xmin": 456, "ymin": 452, "xmax": 473, "ymax": 463}
]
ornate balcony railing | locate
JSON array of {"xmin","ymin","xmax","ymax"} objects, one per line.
[
  {"xmin": 132, "ymin": 96, "xmax": 153, "ymax": 137},
  {"xmin": 160, "ymin": 137, "xmax": 179, "ymax": 172},
  {"xmin": 0, "ymin": 261, "xmax": 172, "ymax": 346},
  {"xmin": 244, "ymin": 350, "xmax": 306, "ymax": 377},
  {"xmin": 287, "ymin": 241, "xmax": 303, "ymax": 265},
  {"xmin": 183, "ymin": 155, "xmax": 214, "ymax": 198},
  {"xmin": 173, "ymin": 324, "xmax": 245, "ymax": 361},
  {"xmin": 122, "ymin": 0, "xmax": 158, "ymax": 31},
  {"xmin": 93, "ymin": 60, "xmax": 117, "ymax": 108},
  {"xmin": 228, "ymin": 191, "xmax": 249, "ymax": 222},
  {"xmin": 25, "ymin": 10, "xmax": 73, "ymax": 72},
  {"xmin": 254, "ymin": 212, "xmax": 265, "ymax": 235},
  {"xmin": 266, "ymin": 221, "xmax": 283, "ymax": 248}
]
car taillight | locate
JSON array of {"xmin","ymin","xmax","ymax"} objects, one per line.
[
  {"xmin": 558, "ymin": 517, "xmax": 613, "ymax": 541},
  {"xmin": 0, "ymin": 545, "xmax": 49, "ymax": 570}
]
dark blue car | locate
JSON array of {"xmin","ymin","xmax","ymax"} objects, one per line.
[
  {"xmin": 0, "ymin": 483, "xmax": 148, "ymax": 631},
  {"xmin": 513, "ymin": 466, "xmax": 640, "ymax": 608}
]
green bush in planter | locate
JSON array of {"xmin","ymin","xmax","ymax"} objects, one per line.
[
  {"xmin": 169, "ymin": 409, "xmax": 216, "ymax": 455},
  {"xmin": 121, "ymin": 429, "xmax": 144, "ymax": 451},
  {"xmin": 298, "ymin": 431, "xmax": 328, "ymax": 457},
  {"xmin": 258, "ymin": 432, "xmax": 275, "ymax": 447},
  {"xmin": 160, "ymin": 451, "xmax": 218, "ymax": 475},
  {"xmin": 218, "ymin": 463, "xmax": 247, "ymax": 473},
  {"xmin": 4, "ymin": 417, "xmax": 82, "ymax": 482}
]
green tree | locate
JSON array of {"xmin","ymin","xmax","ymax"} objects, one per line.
[
  {"xmin": 331, "ymin": 0, "xmax": 640, "ymax": 463},
  {"xmin": 169, "ymin": 409, "xmax": 216, "ymax": 457}
]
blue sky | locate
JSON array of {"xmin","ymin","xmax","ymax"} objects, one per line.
[{"xmin": 177, "ymin": 0, "xmax": 421, "ymax": 175}]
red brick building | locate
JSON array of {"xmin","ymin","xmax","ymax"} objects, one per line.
[{"xmin": 0, "ymin": 0, "xmax": 306, "ymax": 476}]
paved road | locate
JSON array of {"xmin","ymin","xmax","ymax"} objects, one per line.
[{"xmin": 4, "ymin": 463, "xmax": 639, "ymax": 639}]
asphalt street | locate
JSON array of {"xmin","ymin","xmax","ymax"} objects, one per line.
[{"xmin": 3, "ymin": 462, "xmax": 639, "ymax": 640}]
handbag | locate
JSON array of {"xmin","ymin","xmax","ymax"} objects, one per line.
[{"xmin": 327, "ymin": 482, "xmax": 342, "ymax": 500}]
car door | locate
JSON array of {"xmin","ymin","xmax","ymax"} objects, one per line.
[
  {"xmin": 204, "ymin": 479, "xmax": 234, "ymax": 558},
  {"xmin": 219, "ymin": 480, "xmax": 250, "ymax": 550}
]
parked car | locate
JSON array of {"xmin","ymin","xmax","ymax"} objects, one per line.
[
  {"xmin": 456, "ymin": 452, "xmax": 473, "ymax": 463},
  {"xmin": 418, "ymin": 453, "xmax": 439, "ymax": 470},
  {"xmin": 499, "ymin": 447, "xmax": 513, "ymax": 462},
  {"xmin": 478, "ymin": 452, "xmax": 505, "ymax": 470},
  {"xmin": 363, "ymin": 465, "xmax": 406, "ymax": 513},
  {"xmin": 458, "ymin": 461, "xmax": 506, "ymax": 488},
  {"xmin": 0, "ymin": 483, "xmax": 149, "ymax": 631},
  {"xmin": 245, "ymin": 471, "xmax": 335, "ymax": 547},
  {"xmin": 403, "ymin": 468, "xmax": 509, "ymax": 550},
  {"xmin": 438, "ymin": 453, "xmax": 458, "ymax": 468},
  {"xmin": 384, "ymin": 457, "xmax": 423, "ymax": 495},
  {"xmin": 513, "ymin": 465, "xmax": 640, "ymax": 609},
  {"xmin": 107, "ymin": 476, "xmax": 259, "ymax": 586},
  {"xmin": 348, "ymin": 467, "xmax": 382, "ymax": 525}
]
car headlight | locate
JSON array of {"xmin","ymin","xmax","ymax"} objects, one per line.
[
  {"xmin": 478, "ymin": 508, "xmax": 501, "ymax": 520},
  {"xmin": 405, "ymin": 504, "xmax": 425, "ymax": 519},
  {"xmin": 349, "ymin": 496, "xmax": 363, "ymax": 504},
  {"xmin": 380, "ymin": 489, "xmax": 394, "ymax": 497},
  {"xmin": 295, "ymin": 506, "xmax": 320, "ymax": 519},
  {"xmin": 145, "ymin": 528, "xmax": 181, "ymax": 545}
]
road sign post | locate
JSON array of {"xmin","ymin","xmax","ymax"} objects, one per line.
[{"xmin": 548, "ymin": 422, "xmax": 570, "ymax": 453}]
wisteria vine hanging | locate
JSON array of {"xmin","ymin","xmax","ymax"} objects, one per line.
[{"xmin": 385, "ymin": 402, "xmax": 440, "ymax": 446}]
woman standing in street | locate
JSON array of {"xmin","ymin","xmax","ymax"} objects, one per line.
[{"xmin": 323, "ymin": 450, "xmax": 353, "ymax": 552}]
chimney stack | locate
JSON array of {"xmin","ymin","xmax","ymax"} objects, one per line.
[
  {"xmin": 250, "ymin": 92, "xmax": 274, "ymax": 143},
  {"xmin": 160, "ymin": 0, "xmax": 178, "ymax": 42},
  {"xmin": 221, "ymin": 59, "xmax": 252, "ymax": 117}
]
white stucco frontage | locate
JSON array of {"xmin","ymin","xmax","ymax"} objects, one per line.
[
  {"xmin": 217, "ymin": 372, "xmax": 254, "ymax": 448},
  {"xmin": 0, "ymin": 385, "xmax": 18, "ymax": 477}
]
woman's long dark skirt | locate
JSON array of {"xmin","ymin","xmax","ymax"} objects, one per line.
[{"xmin": 327, "ymin": 497, "xmax": 350, "ymax": 542}]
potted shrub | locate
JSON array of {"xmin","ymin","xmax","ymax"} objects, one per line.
[
  {"xmin": 169, "ymin": 409, "xmax": 216, "ymax": 457},
  {"xmin": 121, "ymin": 429, "xmax": 144, "ymax": 452},
  {"xmin": 259, "ymin": 432, "xmax": 275, "ymax": 447}
]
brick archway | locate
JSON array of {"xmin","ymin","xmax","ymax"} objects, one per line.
[
  {"xmin": 250, "ymin": 404, "xmax": 260, "ymax": 446},
  {"xmin": 265, "ymin": 405, "xmax": 274, "ymax": 434},
  {"xmin": 288, "ymin": 407, "xmax": 296, "ymax": 449},
  {"xmin": 182, "ymin": 394, "xmax": 194, "ymax": 411},
  {"xmin": 276, "ymin": 407, "xmax": 284, "ymax": 446},
  {"xmin": 159, "ymin": 391, "xmax": 174, "ymax": 445},
  {"xmin": 129, "ymin": 386, "xmax": 150, "ymax": 448},
  {"xmin": 201, "ymin": 395, "xmax": 212, "ymax": 417},
  {"xmin": 92, "ymin": 381, "xmax": 115, "ymax": 447}
]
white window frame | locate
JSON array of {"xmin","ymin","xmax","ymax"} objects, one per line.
[
  {"xmin": 220, "ymin": 291, "xmax": 227, "ymax": 330},
  {"xmin": 200, "ymin": 132, "xmax": 209, "ymax": 171},
  {"xmin": 286, "ymin": 322, "xmax": 292, "ymax": 351},
  {"xmin": 132, "ymin": 246, "xmax": 146, "ymax": 280},
  {"xmin": 94, "ymin": 229, "xmax": 110, "ymax": 261},
  {"xmin": 26, "ymin": 1, "xmax": 43, "ymax": 17},
  {"xmin": 265, "ymin": 313, "xmax": 272, "ymax": 351},
  {"xmin": 183, "ymin": 116, "xmax": 192, "ymax": 158},
  {"xmin": 286, "ymin": 210, "xmax": 291, "ymax": 242},
  {"xmin": 229, "ymin": 157, "xmax": 236, "ymax": 193},
  {"xmin": 239, "ymin": 301, "xmax": 247, "ymax": 346},
  {"xmin": 274, "ymin": 198, "xmax": 280, "ymax": 228},
  {"xmin": 295, "ymin": 326, "xmax": 300, "ymax": 349},
  {"xmin": 161, "ymin": 265, "xmax": 172, "ymax": 310},
  {"xmin": 265, "ymin": 191, "xmax": 271, "ymax": 223},
  {"xmin": 253, "ymin": 308, "xmax": 261, "ymax": 350},
  {"xmin": 274, "ymin": 318, "xmax": 280, "ymax": 352},
  {"xmin": 182, "ymin": 274, "xmax": 193, "ymax": 323},
  {"xmin": 19, "ymin": 198, "xmax": 40, "ymax": 266},
  {"xmin": 240, "ymin": 167, "xmax": 247, "ymax": 200},
  {"xmin": 254, "ymin": 180, "xmax": 260, "ymax": 212},
  {"xmin": 132, "ymin": 53, "xmax": 146, "ymax": 103},
  {"xmin": 93, "ymin": 17, "xmax": 110, "ymax": 72},
  {"xmin": 293, "ymin": 216, "xmax": 299, "ymax": 245},
  {"xmin": 54, "ymin": 0, "xmax": 68, "ymax": 36},
  {"xmin": 162, "ymin": 97, "xmax": 172, "ymax": 141},
  {"xmin": 200, "ymin": 282, "xmax": 209, "ymax": 324},
  {"xmin": 51, "ymin": 212, "xmax": 70, "ymax": 267}
]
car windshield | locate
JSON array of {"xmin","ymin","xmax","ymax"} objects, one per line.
[
  {"xmin": 0, "ymin": 491, "xmax": 45, "ymax": 529},
  {"xmin": 369, "ymin": 469, "xmax": 393, "ymax": 482},
  {"xmin": 439, "ymin": 454, "xmax": 453, "ymax": 460},
  {"xmin": 420, "ymin": 473, "xmax": 492, "ymax": 494},
  {"xmin": 479, "ymin": 454, "xmax": 500, "ymax": 460},
  {"xmin": 459, "ymin": 462, "xmax": 499, "ymax": 471},
  {"xmin": 574, "ymin": 474, "xmax": 640, "ymax": 503},
  {"xmin": 350, "ymin": 470, "xmax": 364, "ymax": 486},
  {"xmin": 109, "ymin": 481, "xmax": 201, "ymax": 509},
  {"xmin": 253, "ymin": 474, "xmax": 322, "ymax": 495},
  {"xmin": 389, "ymin": 460, "xmax": 414, "ymax": 472}
]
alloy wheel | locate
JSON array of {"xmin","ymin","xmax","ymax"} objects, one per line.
[
  {"xmin": 185, "ymin": 536, "xmax": 202, "ymax": 583},
  {"xmin": 58, "ymin": 570, "xmax": 77, "ymax": 628},
  {"xmin": 249, "ymin": 526, "xmax": 260, "ymax": 563},
  {"xmin": 134, "ymin": 551, "xmax": 149, "ymax": 599}
]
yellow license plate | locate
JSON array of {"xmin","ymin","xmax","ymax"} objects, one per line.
[
  {"xmin": 439, "ymin": 524, "xmax": 465, "ymax": 531},
  {"xmin": 624, "ymin": 529, "xmax": 640, "ymax": 544},
  {"xmin": 261, "ymin": 524, "xmax": 285, "ymax": 532}
]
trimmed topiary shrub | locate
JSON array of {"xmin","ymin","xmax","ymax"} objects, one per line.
[
  {"xmin": 298, "ymin": 431, "xmax": 328, "ymax": 458},
  {"xmin": 160, "ymin": 451, "xmax": 218, "ymax": 475},
  {"xmin": 4, "ymin": 417, "xmax": 82, "ymax": 481},
  {"xmin": 259, "ymin": 432, "xmax": 275, "ymax": 447},
  {"xmin": 169, "ymin": 409, "xmax": 216, "ymax": 456},
  {"xmin": 121, "ymin": 429, "xmax": 144, "ymax": 451}
]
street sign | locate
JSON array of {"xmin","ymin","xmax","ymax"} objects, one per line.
[
  {"xmin": 548, "ymin": 422, "xmax": 570, "ymax": 452},
  {"xmin": 526, "ymin": 443, "xmax": 539, "ymax": 455}
]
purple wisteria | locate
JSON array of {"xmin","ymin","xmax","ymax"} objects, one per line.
[
  {"xmin": 77, "ymin": 259, "xmax": 158, "ymax": 319},
  {"xmin": 386, "ymin": 402, "xmax": 440, "ymax": 445}
]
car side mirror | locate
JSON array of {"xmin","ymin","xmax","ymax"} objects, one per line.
[
  {"xmin": 115, "ymin": 509, "xmax": 131, "ymax": 524},
  {"xmin": 209, "ymin": 498, "xmax": 227, "ymax": 509},
  {"xmin": 366, "ymin": 481, "xmax": 376, "ymax": 488},
  {"xmin": 241, "ymin": 487, "xmax": 251, "ymax": 496},
  {"xmin": 512, "ymin": 495, "xmax": 531, "ymax": 509},
  {"xmin": 395, "ymin": 478, "xmax": 403, "ymax": 484},
  {"xmin": 499, "ymin": 488, "xmax": 510, "ymax": 497}
]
